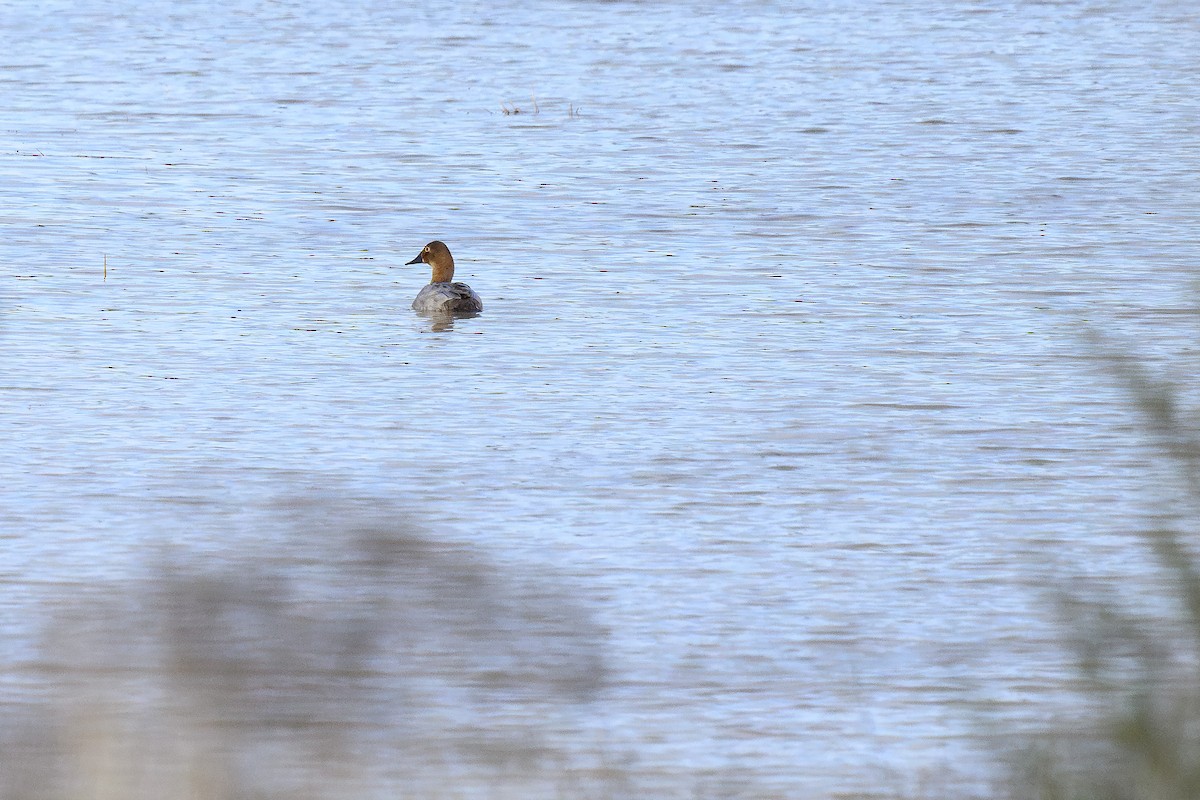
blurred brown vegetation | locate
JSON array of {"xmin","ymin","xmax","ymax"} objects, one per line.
[
  {"xmin": 1013, "ymin": 344, "xmax": 1200, "ymax": 800},
  {"xmin": 0, "ymin": 510, "xmax": 618, "ymax": 800}
]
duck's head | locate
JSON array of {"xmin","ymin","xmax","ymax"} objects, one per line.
[{"xmin": 406, "ymin": 240, "xmax": 455, "ymax": 283}]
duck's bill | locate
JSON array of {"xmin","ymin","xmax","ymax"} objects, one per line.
[{"xmin": 405, "ymin": 255, "xmax": 423, "ymax": 265}]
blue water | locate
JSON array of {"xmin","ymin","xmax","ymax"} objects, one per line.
[{"xmin": 4, "ymin": 0, "xmax": 1200, "ymax": 796}]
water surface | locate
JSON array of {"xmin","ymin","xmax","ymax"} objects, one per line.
[{"xmin": 4, "ymin": 0, "xmax": 1200, "ymax": 796}]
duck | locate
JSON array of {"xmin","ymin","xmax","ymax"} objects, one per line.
[{"xmin": 404, "ymin": 240, "xmax": 483, "ymax": 314}]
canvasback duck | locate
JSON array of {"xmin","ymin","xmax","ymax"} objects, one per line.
[{"xmin": 405, "ymin": 240, "xmax": 483, "ymax": 314}]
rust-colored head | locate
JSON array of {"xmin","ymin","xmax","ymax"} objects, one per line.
[{"xmin": 405, "ymin": 240, "xmax": 455, "ymax": 283}]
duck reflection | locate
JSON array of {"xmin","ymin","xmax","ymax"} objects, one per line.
[{"xmin": 420, "ymin": 309, "xmax": 480, "ymax": 332}]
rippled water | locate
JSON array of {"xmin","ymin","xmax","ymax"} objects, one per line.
[{"xmin": 5, "ymin": 0, "xmax": 1200, "ymax": 796}]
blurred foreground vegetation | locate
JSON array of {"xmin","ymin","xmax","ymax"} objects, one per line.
[
  {"xmin": 0, "ymin": 515, "xmax": 622, "ymax": 800},
  {"xmin": 1014, "ymin": 346, "xmax": 1200, "ymax": 800}
]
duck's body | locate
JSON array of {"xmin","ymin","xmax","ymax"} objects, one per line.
[
  {"xmin": 411, "ymin": 281, "xmax": 483, "ymax": 313},
  {"xmin": 405, "ymin": 241, "xmax": 483, "ymax": 314}
]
